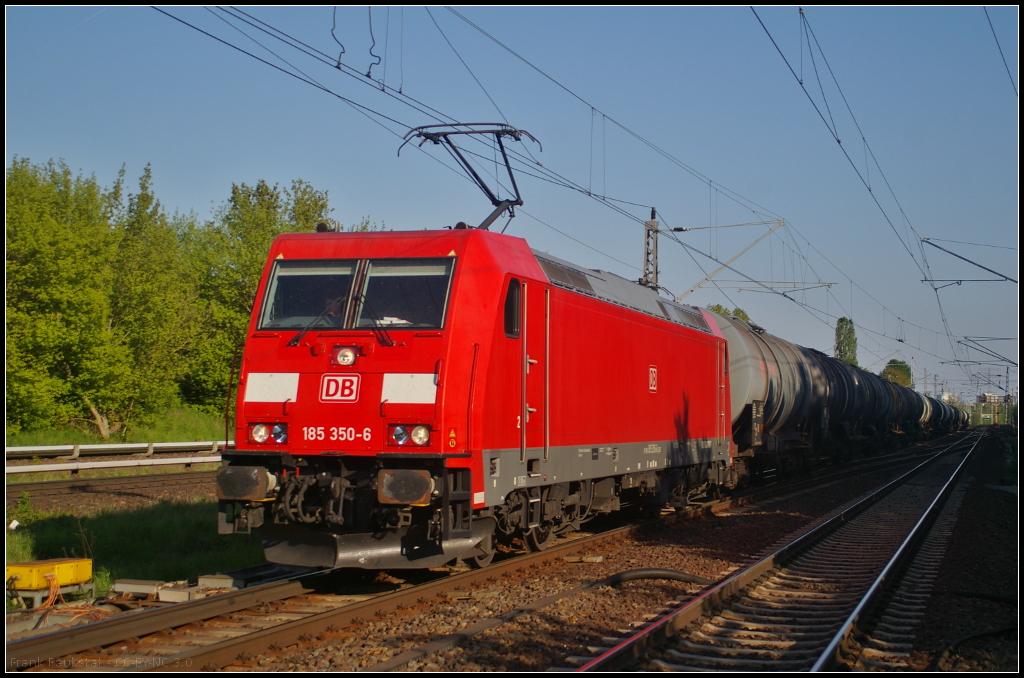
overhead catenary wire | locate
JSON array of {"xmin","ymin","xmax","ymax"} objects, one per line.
[
  {"xmin": 441, "ymin": 5, "xmax": 962, "ymax": 355},
  {"xmin": 157, "ymin": 7, "xmax": 477, "ymax": 193},
  {"xmin": 215, "ymin": 7, "xmax": 643, "ymax": 228},
  {"xmin": 156, "ymin": 7, "xmax": 404, "ymax": 128},
  {"xmin": 171, "ymin": 6, "xmax": 654, "ymax": 274},
  {"xmin": 424, "ymin": 7, "xmax": 509, "ymax": 126},
  {"xmin": 751, "ymin": 6, "xmax": 986, "ymax": 382},
  {"xmin": 921, "ymin": 238, "xmax": 1016, "ymax": 251},
  {"xmin": 983, "ymin": 6, "xmax": 1018, "ymax": 97},
  {"xmin": 214, "ymin": 6, "xmax": 903, "ymax": 314},
  {"xmin": 156, "ymin": 6, "xmax": 976, "ymax": 389},
  {"xmin": 750, "ymin": 6, "xmax": 928, "ymax": 279},
  {"xmin": 398, "ymin": 10, "xmax": 966, "ymax": 362}
]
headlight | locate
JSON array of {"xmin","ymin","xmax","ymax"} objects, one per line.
[
  {"xmin": 389, "ymin": 424, "xmax": 430, "ymax": 446},
  {"xmin": 411, "ymin": 426, "xmax": 430, "ymax": 446},
  {"xmin": 331, "ymin": 346, "xmax": 358, "ymax": 366},
  {"xmin": 251, "ymin": 424, "xmax": 270, "ymax": 443},
  {"xmin": 391, "ymin": 425, "xmax": 410, "ymax": 445},
  {"xmin": 250, "ymin": 423, "xmax": 287, "ymax": 444}
]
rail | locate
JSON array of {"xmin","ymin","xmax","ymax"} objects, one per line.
[
  {"xmin": 574, "ymin": 431, "xmax": 979, "ymax": 671},
  {"xmin": 811, "ymin": 429, "xmax": 985, "ymax": 670}
]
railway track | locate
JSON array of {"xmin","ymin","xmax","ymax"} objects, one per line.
[
  {"xmin": 4, "ymin": 432, "xmax": 952, "ymax": 506},
  {"xmin": 6, "ymin": 437, "xmax": 957, "ymax": 672},
  {"xmin": 5, "ymin": 471, "xmax": 217, "ymax": 505},
  {"xmin": 570, "ymin": 430, "xmax": 983, "ymax": 672},
  {"xmin": 6, "ymin": 522, "xmax": 651, "ymax": 670}
]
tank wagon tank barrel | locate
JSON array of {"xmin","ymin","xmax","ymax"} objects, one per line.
[{"xmin": 702, "ymin": 309, "xmax": 965, "ymax": 454}]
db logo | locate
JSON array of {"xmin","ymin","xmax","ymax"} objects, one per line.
[
  {"xmin": 649, "ymin": 366, "xmax": 658, "ymax": 392},
  {"xmin": 320, "ymin": 374, "xmax": 360, "ymax": 402}
]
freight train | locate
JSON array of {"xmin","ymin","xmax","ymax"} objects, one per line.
[{"xmin": 216, "ymin": 227, "xmax": 966, "ymax": 569}]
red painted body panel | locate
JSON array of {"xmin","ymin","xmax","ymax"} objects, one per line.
[{"xmin": 234, "ymin": 229, "xmax": 729, "ymax": 508}]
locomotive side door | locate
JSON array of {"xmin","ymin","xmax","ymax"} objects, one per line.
[{"xmin": 521, "ymin": 281, "xmax": 549, "ymax": 462}]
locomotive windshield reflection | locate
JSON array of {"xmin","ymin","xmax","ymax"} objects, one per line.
[
  {"xmin": 259, "ymin": 259, "xmax": 356, "ymax": 329},
  {"xmin": 257, "ymin": 258, "xmax": 454, "ymax": 330},
  {"xmin": 354, "ymin": 259, "xmax": 454, "ymax": 329}
]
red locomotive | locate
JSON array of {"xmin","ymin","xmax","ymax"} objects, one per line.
[
  {"xmin": 216, "ymin": 226, "xmax": 734, "ymax": 568},
  {"xmin": 216, "ymin": 227, "xmax": 966, "ymax": 569}
]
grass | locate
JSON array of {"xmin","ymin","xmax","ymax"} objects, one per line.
[
  {"xmin": 6, "ymin": 407, "xmax": 263, "ymax": 602},
  {"xmin": 5, "ymin": 494, "xmax": 265, "ymax": 594},
  {"xmin": 5, "ymin": 407, "xmax": 227, "ymax": 447},
  {"xmin": 125, "ymin": 407, "xmax": 228, "ymax": 444}
]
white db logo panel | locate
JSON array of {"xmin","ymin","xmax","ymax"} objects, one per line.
[{"xmin": 320, "ymin": 374, "xmax": 360, "ymax": 403}]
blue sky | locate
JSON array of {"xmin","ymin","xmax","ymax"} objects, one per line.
[{"xmin": 7, "ymin": 6, "xmax": 1018, "ymax": 400}]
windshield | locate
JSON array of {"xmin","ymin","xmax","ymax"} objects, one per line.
[
  {"xmin": 259, "ymin": 260, "xmax": 356, "ymax": 329},
  {"xmin": 355, "ymin": 259, "xmax": 455, "ymax": 329}
]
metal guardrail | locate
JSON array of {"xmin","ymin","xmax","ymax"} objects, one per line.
[
  {"xmin": 5, "ymin": 441, "xmax": 232, "ymax": 460},
  {"xmin": 5, "ymin": 456, "xmax": 223, "ymax": 475}
]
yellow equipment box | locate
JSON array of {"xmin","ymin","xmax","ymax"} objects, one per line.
[{"xmin": 6, "ymin": 558, "xmax": 92, "ymax": 590}]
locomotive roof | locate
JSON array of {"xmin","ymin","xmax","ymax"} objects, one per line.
[
  {"xmin": 531, "ymin": 250, "xmax": 711, "ymax": 334},
  {"xmin": 267, "ymin": 231, "xmax": 711, "ymax": 335}
]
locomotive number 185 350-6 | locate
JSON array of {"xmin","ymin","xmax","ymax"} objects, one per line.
[{"xmin": 302, "ymin": 426, "xmax": 372, "ymax": 441}]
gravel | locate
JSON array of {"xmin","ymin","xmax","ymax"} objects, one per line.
[
  {"xmin": 235, "ymin": 464, "xmax": 912, "ymax": 672},
  {"xmin": 22, "ymin": 436, "xmax": 1011, "ymax": 673},
  {"xmin": 905, "ymin": 428, "xmax": 1018, "ymax": 671}
]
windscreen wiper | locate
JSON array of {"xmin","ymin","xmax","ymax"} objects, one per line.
[
  {"xmin": 287, "ymin": 296, "xmax": 345, "ymax": 347},
  {"xmin": 357, "ymin": 295, "xmax": 395, "ymax": 347}
]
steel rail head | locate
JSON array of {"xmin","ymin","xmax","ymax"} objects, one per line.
[
  {"xmin": 8, "ymin": 438, "xmax": 963, "ymax": 672},
  {"xmin": 575, "ymin": 431, "xmax": 978, "ymax": 672},
  {"xmin": 810, "ymin": 429, "xmax": 987, "ymax": 671},
  {"xmin": 5, "ymin": 579, "xmax": 313, "ymax": 671},
  {"xmin": 5, "ymin": 471, "xmax": 218, "ymax": 503}
]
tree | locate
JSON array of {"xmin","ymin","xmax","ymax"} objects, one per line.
[
  {"xmin": 179, "ymin": 179, "xmax": 332, "ymax": 413},
  {"xmin": 834, "ymin": 317, "xmax": 858, "ymax": 367},
  {"xmin": 6, "ymin": 162, "xmax": 360, "ymax": 435},
  {"xmin": 6, "ymin": 159, "xmax": 123, "ymax": 436},
  {"xmin": 705, "ymin": 304, "xmax": 752, "ymax": 323},
  {"xmin": 106, "ymin": 165, "xmax": 205, "ymax": 437},
  {"xmin": 6, "ymin": 160, "xmax": 207, "ymax": 438},
  {"xmin": 879, "ymin": 359, "xmax": 914, "ymax": 388}
]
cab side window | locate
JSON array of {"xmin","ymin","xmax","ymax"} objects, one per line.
[{"xmin": 504, "ymin": 278, "xmax": 521, "ymax": 338}]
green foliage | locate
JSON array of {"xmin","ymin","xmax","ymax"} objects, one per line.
[
  {"xmin": 124, "ymin": 407, "xmax": 226, "ymax": 443},
  {"xmin": 6, "ymin": 160, "xmax": 345, "ymax": 435},
  {"xmin": 348, "ymin": 215, "xmax": 384, "ymax": 233},
  {"xmin": 6, "ymin": 499, "xmax": 264, "ymax": 589},
  {"xmin": 108, "ymin": 166, "xmax": 204, "ymax": 435},
  {"xmin": 706, "ymin": 304, "xmax": 752, "ymax": 323},
  {"xmin": 879, "ymin": 359, "xmax": 914, "ymax": 388},
  {"xmin": 6, "ymin": 159, "xmax": 122, "ymax": 436},
  {"xmin": 4, "ymin": 407, "xmax": 221, "ymax": 446},
  {"xmin": 8, "ymin": 493, "xmax": 45, "ymax": 526},
  {"xmin": 835, "ymin": 317, "xmax": 858, "ymax": 367},
  {"xmin": 179, "ymin": 179, "xmax": 331, "ymax": 413}
]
